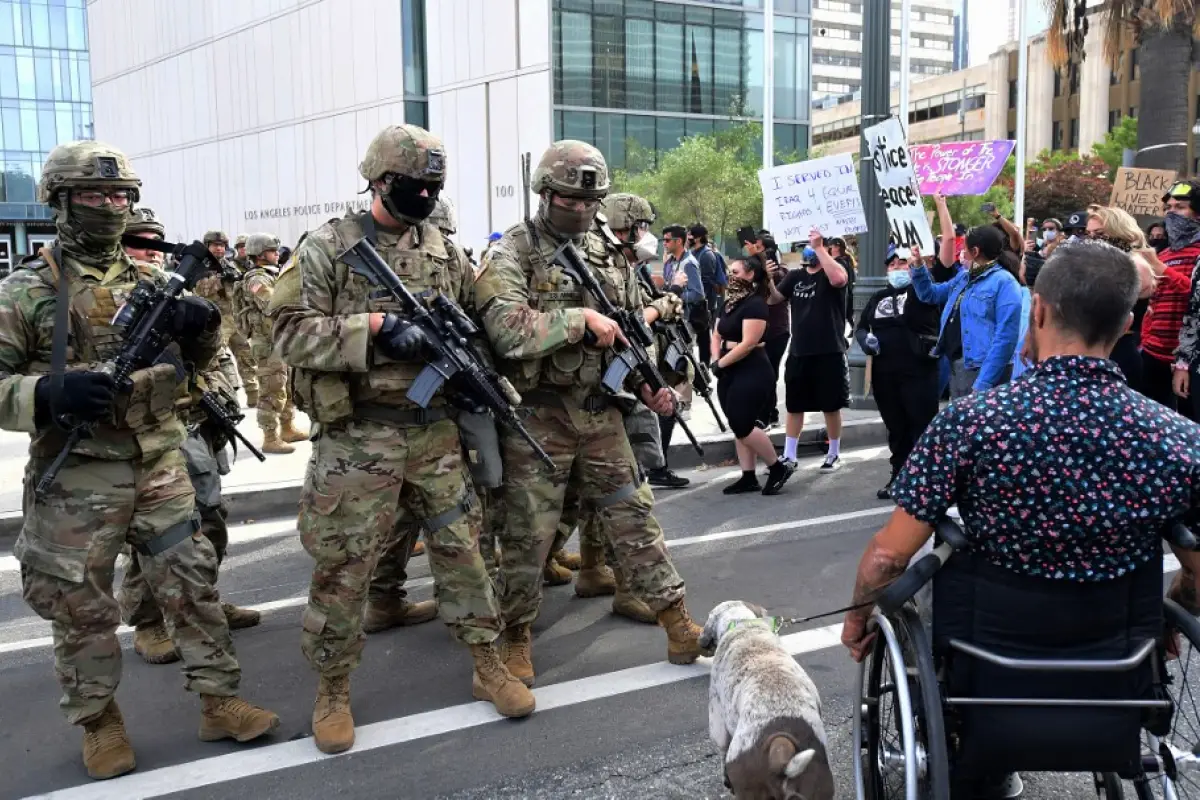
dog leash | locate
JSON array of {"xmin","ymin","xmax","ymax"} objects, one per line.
[{"xmin": 729, "ymin": 600, "xmax": 875, "ymax": 635}]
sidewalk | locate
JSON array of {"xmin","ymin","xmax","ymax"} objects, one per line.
[{"xmin": 0, "ymin": 373, "xmax": 885, "ymax": 535}]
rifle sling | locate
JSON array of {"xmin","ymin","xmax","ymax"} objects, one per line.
[{"xmin": 47, "ymin": 244, "xmax": 70, "ymax": 429}]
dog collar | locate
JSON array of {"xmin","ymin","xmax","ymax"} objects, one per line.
[{"xmin": 727, "ymin": 617, "xmax": 782, "ymax": 634}]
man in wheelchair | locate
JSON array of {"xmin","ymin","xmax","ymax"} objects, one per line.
[{"xmin": 841, "ymin": 241, "xmax": 1200, "ymax": 799}]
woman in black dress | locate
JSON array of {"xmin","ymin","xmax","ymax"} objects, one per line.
[{"xmin": 711, "ymin": 258, "xmax": 796, "ymax": 496}]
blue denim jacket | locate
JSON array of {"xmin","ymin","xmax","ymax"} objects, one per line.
[{"xmin": 911, "ymin": 263, "xmax": 1023, "ymax": 392}]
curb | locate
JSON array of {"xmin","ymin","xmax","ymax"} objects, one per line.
[{"xmin": 0, "ymin": 416, "xmax": 887, "ymax": 545}]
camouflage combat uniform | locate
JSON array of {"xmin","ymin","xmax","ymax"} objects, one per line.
[
  {"xmin": 235, "ymin": 237, "xmax": 296, "ymax": 440},
  {"xmin": 194, "ymin": 230, "xmax": 257, "ymax": 403},
  {"xmin": 473, "ymin": 140, "xmax": 705, "ymax": 677}
]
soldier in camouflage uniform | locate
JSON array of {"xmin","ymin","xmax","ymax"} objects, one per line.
[
  {"xmin": 235, "ymin": 233, "xmax": 307, "ymax": 454},
  {"xmin": 195, "ymin": 230, "xmax": 258, "ymax": 407},
  {"xmin": 232, "ymin": 234, "xmax": 249, "ymax": 271},
  {"xmin": 272, "ymin": 124, "xmax": 534, "ymax": 755},
  {"xmin": 117, "ymin": 209, "xmax": 262, "ymax": 667},
  {"xmin": 5, "ymin": 142, "xmax": 278, "ymax": 780},
  {"xmin": 473, "ymin": 141, "xmax": 708, "ymax": 686}
]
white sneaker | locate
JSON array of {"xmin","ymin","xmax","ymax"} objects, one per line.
[
  {"xmin": 820, "ymin": 455, "xmax": 841, "ymax": 472},
  {"xmin": 678, "ymin": 401, "xmax": 692, "ymax": 421},
  {"xmin": 779, "ymin": 456, "xmax": 798, "ymax": 471}
]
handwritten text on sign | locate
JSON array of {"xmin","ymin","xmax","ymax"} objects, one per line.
[
  {"xmin": 758, "ymin": 153, "xmax": 867, "ymax": 245},
  {"xmin": 1109, "ymin": 167, "xmax": 1177, "ymax": 217},
  {"xmin": 863, "ymin": 116, "xmax": 934, "ymax": 253},
  {"xmin": 909, "ymin": 140, "xmax": 1015, "ymax": 196}
]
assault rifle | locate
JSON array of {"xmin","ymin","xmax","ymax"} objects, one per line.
[
  {"xmin": 37, "ymin": 238, "xmax": 220, "ymax": 497},
  {"xmin": 198, "ymin": 391, "xmax": 265, "ymax": 462},
  {"xmin": 635, "ymin": 263, "xmax": 727, "ymax": 433},
  {"xmin": 550, "ymin": 240, "xmax": 704, "ymax": 456},
  {"xmin": 337, "ymin": 236, "xmax": 555, "ymax": 470}
]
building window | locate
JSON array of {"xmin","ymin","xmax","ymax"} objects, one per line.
[
  {"xmin": 1110, "ymin": 52, "xmax": 1122, "ymax": 85},
  {"xmin": 1130, "ymin": 47, "xmax": 1139, "ymax": 81},
  {"xmin": 1069, "ymin": 118, "xmax": 1079, "ymax": 149},
  {"xmin": 1052, "ymin": 120, "xmax": 1063, "ymax": 151},
  {"xmin": 1053, "ymin": 70, "xmax": 1062, "ymax": 97},
  {"xmin": 1008, "ymin": 79, "xmax": 1017, "ymax": 110},
  {"xmin": 1130, "ymin": 106, "xmax": 1137, "ymax": 118},
  {"xmin": 1108, "ymin": 109, "xmax": 1122, "ymax": 131},
  {"xmin": 1008, "ymin": 129, "xmax": 1016, "ymax": 140},
  {"xmin": 402, "ymin": 0, "xmax": 427, "ymax": 117},
  {"xmin": 1068, "ymin": 63, "xmax": 1079, "ymax": 96}
]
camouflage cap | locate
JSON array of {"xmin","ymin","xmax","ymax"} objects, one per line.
[
  {"xmin": 203, "ymin": 230, "xmax": 230, "ymax": 246},
  {"xmin": 245, "ymin": 232, "xmax": 281, "ymax": 257},
  {"xmin": 126, "ymin": 207, "xmax": 165, "ymax": 238},
  {"xmin": 235, "ymin": 234, "xmax": 248, "ymax": 248},
  {"xmin": 359, "ymin": 124, "xmax": 447, "ymax": 183},
  {"xmin": 532, "ymin": 140, "xmax": 609, "ymax": 199},
  {"xmin": 38, "ymin": 140, "xmax": 141, "ymax": 204},
  {"xmin": 428, "ymin": 196, "xmax": 457, "ymax": 235},
  {"xmin": 600, "ymin": 193, "xmax": 654, "ymax": 231}
]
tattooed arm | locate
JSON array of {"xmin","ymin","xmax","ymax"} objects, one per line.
[{"xmin": 842, "ymin": 508, "xmax": 936, "ymax": 661}]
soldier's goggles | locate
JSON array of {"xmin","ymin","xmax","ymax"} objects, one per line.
[{"xmin": 73, "ymin": 189, "xmax": 132, "ymax": 208}]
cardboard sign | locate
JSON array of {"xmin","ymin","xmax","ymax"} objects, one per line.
[
  {"xmin": 863, "ymin": 116, "xmax": 934, "ymax": 253},
  {"xmin": 1110, "ymin": 167, "xmax": 1177, "ymax": 217},
  {"xmin": 909, "ymin": 140, "xmax": 1015, "ymax": 196},
  {"xmin": 758, "ymin": 153, "xmax": 867, "ymax": 245}
]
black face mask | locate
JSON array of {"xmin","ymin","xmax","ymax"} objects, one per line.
[
  {"xmin": 383, "ymin": 175, "xmax": 442, "ymax": 225},
  {"xmin": 1150, "ymin": 236, "xmax": 1169, "ymax": 253}
]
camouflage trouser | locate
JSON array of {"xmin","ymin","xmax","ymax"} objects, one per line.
[
  {"xmin": 499, "ymin": 404, "xmax": 684, "ymax": 627},
  {"xmin": 17, "ymin": 449, "xmax": 239, "ymax": 725},
  {"xmin": 216, "ymin": 345, "xmax": 241, "ymax": 398},
  {"xmin": 548, "ymin": 402, "xmax": 664, "ymax": 558},
  {"xmin": 479, "ymin": 487, "xmax": 502, "ymax": 584},
  {"xmin": 224, "ymin": 318, "xmax": 258, "ymax": 396},
  {"xmin": 119, "ymin": 429, "xmax": 230, "ymax": 628},
  {"xmin": 299, "ymin": 417, "xmax": 500, "ymax": 676},
  {"xmin": 251, "ymin": 338, "xmax": 293, "ymax": 432},
  {"xmin": 368, "ymin": 509, "xmax": 422, "ymax": 603}
]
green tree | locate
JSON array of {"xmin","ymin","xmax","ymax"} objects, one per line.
[
  {"xmin": 613, "ymin": 122, "xmax": 764, "ymax": 247},
  {"xmin": 1092, "ymin": 116, "xmax": 1138, "ymax": 178},
  {"xmin": 997, "ymin": 149, "xmax": 1113, "ymax": 223}
]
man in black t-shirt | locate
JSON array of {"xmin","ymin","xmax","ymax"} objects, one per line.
[{"xmin": 770, "ymin": 229, "xmax": 851, "ymax": 471}]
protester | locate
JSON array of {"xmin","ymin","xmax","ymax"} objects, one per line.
[
  {"xmin": 826, "ymin": 236, "xmax": 857, "ymax": 328},
  {"xmin": 1063, "ymin": 210, "xmax": 1088, "ymax": 240},
  {"xmin": 662, "ymin": 224, "xmax": 710, "ymax": 368},
  {"xmin": 1146, "ymin": 220, "xmax": 1168, "ymax": 253},
  {"xmin": 911, "ymin": 224, "xmax": 1022, "ymax": 397},
  {"xmin": 1012, "ymin": 250, "xmax": 1043, "ymax": 381},
  {"xmin": 771, "ymin": 229, "xmax": 850, "ymax": 472},
  {"xmin": 711, "ymin": 257, "xmax": 796, "ymax": 496},
  {"xmin": 746, "ymin": 229, "xmax": 790, "ymax": 428},
  {"xmin": 1110, "ymin": 247, "xmax": 1160, "ymax": 392},
  {"xmin": 1168, "ymin": 181, "xmax": 1200, "ymax": 413},
  {"xmin": 1085, "ymin": 204, "xmax": 1146, "ymax": 251},
  {"xmin": 854, "ymin": 245, "xmax": 940, "ymax": 500},
  {"xmin": 1040, "ymin": 217, "xmax": 1064, "ymax": 254},
  {"xmin": 689, "ymin": 224, "xmax": 725, "ymax": 322},
  {"xmin": 1144, "ymin": 181, "xmax": 1200, "ymax": 410}
]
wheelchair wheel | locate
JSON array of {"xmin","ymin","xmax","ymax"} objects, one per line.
[
  {"xmin": 854, "ymin": 606, "xmax": 950, "ymax": 800},
  {"xmin": 1138, "ymin": 600, "xmax": 1200, "ymax": 799},
  {"xmin": 1095, "ymin": 771, "xmax": 1124, "ymax": 799}
]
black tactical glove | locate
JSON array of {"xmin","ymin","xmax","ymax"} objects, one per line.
[
  {"xmin": 446, "ymin": 387, "xmax": 487, "ymax": 415},
  {"xmin": 34, "ymin": 371, "xmax": 116, "ymax": 426},
  {"xmin": 375, "ymin": 314, "xmax": 433, "ymax": 362},
  {"xmin": 171, "ymin": 296, "xmax": 220, "ymax": 338}
]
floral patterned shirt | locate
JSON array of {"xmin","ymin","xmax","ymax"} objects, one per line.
[{"xmin": 892, "ymin": 355, "xmax": 1200, "ymax": 581}]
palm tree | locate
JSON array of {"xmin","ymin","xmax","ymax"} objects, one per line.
[{"xmin": 1045, "ymin": 0, "xmax": 1199, "ymax": 172}]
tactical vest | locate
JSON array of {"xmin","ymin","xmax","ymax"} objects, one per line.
[
  {"xmin": 289, "ymin": 214, "xmax": 464, "ymax": 423},
  {"xmin": 498, "ymin": 221, "xmax": 631, "ymax": 393},
  {"xmin": 234, "ymin": 264, "xmax": 278, "ymax": 341},
  {"xmin": 20, "ymin": 252, "xmax": 188, "ymax": 460}
]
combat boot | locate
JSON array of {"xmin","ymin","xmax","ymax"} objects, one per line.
[
  {"xmin": 222, "ymin": 602, "xmax": 261, "ymax": 630},
  {"xmin": 658, "ymin": 599, "xmax": 710, "ymax": 665},
  {"xmin": 411, "ymin": 540, "xmax": 425, "ymax": 557},
  {"xmin": 280, "ymin": 419, "xmax": 309, "ymax": 444},
  {"xmin": 244, "ymin": 388, "xmax": 259, "ymax": 408},
  {"xmin": 312, "ymin": 674, "xmax": 354, "ymax": 754},
  {"xmin": 551, "ymin": 549, "xmax": 582, "ymax": 570},
  {"xmin": 611, "ymin": 568, "xmax": 656, "ymax": 624},
  {"xmin": 82, "ymin": 701, "xmax": 136, "ymax": 780},
  {"xmin": 574, "ymin": 540, "xmax": 616, "ymax": 598},
  {"xmin": 133, "ymin": 623, "xmax": 179, "ymax": 665},
  {"xmin": 470, "ymin": 643, "xmax": 536, "ymax": 718},
  {"xmin": 198, "ymin": 695, "xmax": 280, "ymax": 743},
  {"xmin": 261, "ymin": 429, "xmax": 295, "ymax": 455},
  {"xmin": 542, "ymin": 557, "xmax": 573, "ymax": 586},
  {"xmin": 500, "ymin": 623, "xmax": 535, "ymax": 687},
  {"xmin": 362, "ymin": 598, "xmax": 438, "ymax": 633}
]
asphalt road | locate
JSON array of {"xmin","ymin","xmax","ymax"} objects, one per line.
[{"xmin": 0, "ymin": 445, "xmax": 1167, "ymax": 799}]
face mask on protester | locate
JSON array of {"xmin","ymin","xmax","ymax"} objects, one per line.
[
  {"xmin": 1149, "ymin": 235, "xmax": 1169, "ymax": 253},
  {"xmin": 1165, "ymin": 212, "xmax": 1200, "ymax": 250},
  {"xmin": 1042, "ymin": 229, "xmax": 1058, "ymax": 242},
  {"xmin": 887, "ymin": 270, "xmax": 911, "ymax": 290}
]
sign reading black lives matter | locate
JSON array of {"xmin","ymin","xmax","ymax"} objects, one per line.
[{"xmin": 863, "ymin": 116, "xmax": 934, "ymax": 254}]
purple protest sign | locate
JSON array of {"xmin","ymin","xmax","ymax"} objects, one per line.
[{"xmin": 908, "ymin": 140, "xmax": 1015, "ymax": 196}]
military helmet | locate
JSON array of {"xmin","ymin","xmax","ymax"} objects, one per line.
[
  {"xmin": 600, "ymin": 193, "xmax": 654, "ymax": 232},
  {"xmin": 428, "ymin": 196, "xmax": 457, "ymax": 235},
  {"xmin": 203, "ymin": 230, "xmax": 229, "ymax": 246},
  {"xmin": 38, "ymin": 140, "xmax": 141, "ymax": 205},
  {"xmin": 126, "ymin": 207, "xmax": 165, "ymax": 238},
  {"xmin": 245, "ymin": 232, "xmax": 281, "ymax": 258},
  {"xmin": 532, "ymin": 140, "xmax": 610, "ymax": 200},
  {"xmin": 359, "ymin": 125, "xmax": 447, "ymax": 184},
  {"xmin": 235, "ymin": 234, "xmax": 248, "ymax": 248}
]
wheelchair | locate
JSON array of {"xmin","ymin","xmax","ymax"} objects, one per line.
[{"xmin": 853, "ymin": 517, "xmax": 1200, "ymax": 800}]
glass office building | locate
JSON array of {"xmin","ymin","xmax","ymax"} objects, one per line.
[
  {"xmin": 552, "ymin": 0, "xmax": 811, "ymax": 169},
  {"xmin": 0, "ymin": 0, "xmax": 92, "ymax": 267}
]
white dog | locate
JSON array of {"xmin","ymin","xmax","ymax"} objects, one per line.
[{"xmin": 700, "ymin": 600, "xmax": 834, "ymax": 800}]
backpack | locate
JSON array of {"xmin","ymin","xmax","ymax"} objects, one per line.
[{"xmin": 711, "ymin": 246, "xmax": 728, "ymax": 287}]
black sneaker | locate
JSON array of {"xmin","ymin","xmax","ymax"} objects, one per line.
[
  {"xmin": 876, "ymin": 483, "xmax": 892, "ymax": 500},
  {"xmin": 820, "ymin": 455, "xmax": 841, "ymax": 472},
  {"xmin": 647, "ymin": 467, "xmax": 690, "ymax": 489},
  {"xmin": 762, "ymin": 460, "xmax": 796, "ymax": 496},
  {"xmin": 723, "ymin": 474, "xmax": 762, "ymax": 495}
]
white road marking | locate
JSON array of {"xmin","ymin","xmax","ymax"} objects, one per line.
[{"xmin": 29, "ymin": 623, "xmax": 845, "ymax": 800}]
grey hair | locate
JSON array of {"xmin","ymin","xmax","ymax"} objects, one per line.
[{"xmin": 1033, "ymin": 239, "xmax": 1139, "ymax": 347}]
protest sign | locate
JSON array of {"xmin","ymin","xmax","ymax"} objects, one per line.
[
  {"xmin": 758, "ymin": 153, "xmax": 867, "ymax": 245},
  {"xmin": 909, "ymin": 140, "xmax": 1015, "ymax": 196},
  {"xmin": 1110, "ymin": 167, "xmax": 1177, "ymax": 217},
  {"xmin": 863, "ymin": 116, "xmax": 934, "ymax": 253}
]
